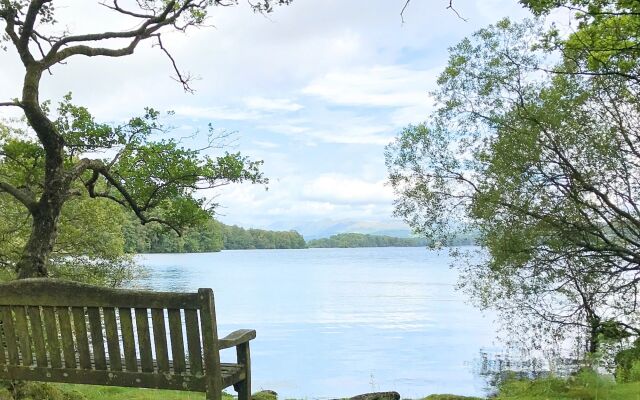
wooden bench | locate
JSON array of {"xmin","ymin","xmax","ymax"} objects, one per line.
[{"xmin": 0, "ymin": 279, "xmax": 255, "ymax": 400}]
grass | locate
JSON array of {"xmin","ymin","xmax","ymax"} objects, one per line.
[
  {"xmin": 2, "ymin": 374, "xmax": 640, "ymax": 400},
  {"xmin": 58, "ymin": 385, "xmax": 232, "ymax": 400}
]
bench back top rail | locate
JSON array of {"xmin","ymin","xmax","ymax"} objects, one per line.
[{"xmin": 0, "ymin": 279, "xmax": 221, "ymax": 392}]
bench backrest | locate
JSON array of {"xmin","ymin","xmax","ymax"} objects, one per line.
[{"xmin": 0, "ymin": 279, "xmax": 221, "ymax": 392}]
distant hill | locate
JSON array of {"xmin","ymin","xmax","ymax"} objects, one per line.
[{"xmin": 275, "ymin": 218, "xmax": 413, "ymax": 240}]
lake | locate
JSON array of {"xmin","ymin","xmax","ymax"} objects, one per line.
[{"xmin": 135, "ymin": 247, "xmax": 496, "ymax": 399}]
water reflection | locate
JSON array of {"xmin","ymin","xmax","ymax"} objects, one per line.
[{"xmin": 135, "ymin": 247, "xmax": 496, "ymax": 398}]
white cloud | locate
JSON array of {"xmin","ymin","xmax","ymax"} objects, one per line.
[
  {"xmin": 173, "ymin": 105, "xmax": 262, "ymax": 121},
  {"xmin": 252, "ymin": 140, "xmax": 280, "ymax": 149},
  {"xmin": 302, "ymin": 174, "xmax": 394, "ymax": 205},
  {"xmin": 244, "ymin": 97, "xmax": 303, "ymax": 112},
  {"xmin": 302, "ymin": 65, "xmax": 437, "ymax": 109}
]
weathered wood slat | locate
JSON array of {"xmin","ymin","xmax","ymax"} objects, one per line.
[
  {"xmin": 151, "ymin": 309, "xmax": 170, "ymax": 372},
  {"xmin": 167, "ymin": 309, "xmax": 186, "ymax": 374},
  {"xmin": 184, "ymin": 309, "xmax": 203, "ymax": 375},
  {"xmin": 27, "ymin": 306, "xmax": 48, "ymax": 367},
  {"xmin": 71, "ymin": 307, "xmax": 91, "ymax": 369},
  {"xmin": 102, "ymin": 307, "xmax": 122, "ymax": 371},
  {"xmin": 42, "ymin": 307, "xmax": 62, "ymax": 368},
  {"xmin": 57, "ymin": 307, "xmax": 76, "ymax": 369},
  {"xmin": 0, "ymin": 317, "xmax": 6, "ymax": 365},
  {"xmin": 0, "ymin": 364, "xmax": 208, "ymax": 392},
  {"xmin": 87, "ymin": 307, "xmax": 107, "ymax": 370},
  {"xmin": 199, "ymin": 289, "xmax": 223, "ymax": 398},
  {"xmin": 118, "ymin": 308, "xmax": 137, "ymax": 372},
  {"xmin": 0, "ymin": 279, "xmax": 199, "ymax": 309},
  {"xmin": 135, "ymin": 308, "xmax": 154, "ymax": 373},
  {"xmin": 0, "ymin": 306, "xmax": 19, "ymax": 365},
  {"xmin": 12, "ymin": 306, "xmax": 33, "ymax": 366}
]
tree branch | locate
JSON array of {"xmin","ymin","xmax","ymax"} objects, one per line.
[
  {"xmin": 153, "ymin": 34, "xmax": 195, "ymax": 93},
  {"xmin": 0, "ymin": 101, "xmax": 23, "ymax": 108},
  {"xmin": 81, "ymin": 161, "xmax": 183, "ymax": 235},
  {"xmin": 0, "ymin": 180, "xmax": 37, "ymax": 212}
]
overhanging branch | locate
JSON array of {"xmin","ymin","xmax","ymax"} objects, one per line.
[{"xmin": 0, "ymin": 181, "xmax": 37, "ymax": 212}]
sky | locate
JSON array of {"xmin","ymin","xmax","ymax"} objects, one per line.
[{"xmin": 0, "ymin": 0, "xmax": 533, "ymax": 238}]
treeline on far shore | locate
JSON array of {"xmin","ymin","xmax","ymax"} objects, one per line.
[
  {"xmin": 307, "ymin": 232, "xmax": 476, "ymax": 248},
  {"xmin": 123, "ymin": 217, "xmax": 306, "ymax": 254},
  {"xmin": 123, "ymin": 214, "xmax": 477, "ymax": 254}
]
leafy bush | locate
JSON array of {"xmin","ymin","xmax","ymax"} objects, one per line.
[{"xmin": 615, "ymin": 339, "xmax": 640, "ymax": 383}]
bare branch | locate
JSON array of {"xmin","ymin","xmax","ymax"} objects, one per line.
[
  {"xmin": 446, "ymin": 0, "xmax": 467, "ymax": 22},
  {"xmin": 153, "ymin": 34, "xmax": 195, "ymax": 93},
  {"xmin": 0, "ymin": 101, "xmax": 23, "ymax": 108},
  {"xmin": 400, "ymin": 0, "xmax": 410, "ymax": 23}
]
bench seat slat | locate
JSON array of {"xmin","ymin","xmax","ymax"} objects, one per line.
[
  {"xmin": 72, "ymin": 307, "xmax": 91, "ymax": 369},
  {"xmin": 0, "ymin": 306, "xmax": 19, "ymax": 365},
  {"xmin": 151, "ymin": 309, "xmax": 170, "ymax": 372},
  {"xmin": 168, "ymin": 309, "xmax": 186, "ymax": 374},
  {"xmin": 57, "ymin": 307, "xmax": 77, "ymax": 369},
  {"xmin": 12, "ymin": 306, "xmax": 32, "ymax": 366},
  {"xmin": 135, "ymin": 308, "xmax": 154, "ymax": 373},
  {"xmin": 87, "ymin": 307, "xmax": 107, "ymax": 370},
  {"xmin": 184, "ymin": 309, "xmax": 203, "ymax": 375},
  {"xmin": 103, "ymin": 307, "xmax": 122, "ymax": 371},
  {"xmin": 42, "ymin": 307, "xmax": 62, "ymax": 368},
  {"xmin": 27, "ymin": 306, "xmax": 48, "ymax": 367},
  {"xmin": 118, "ymin": 308, "xmax": 138, "ymax": 372},
  {"xmin": 0, "ymin": 316, "xmax": 5, "ymax": 365}
]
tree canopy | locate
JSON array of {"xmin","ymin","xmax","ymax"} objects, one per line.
[
  {"xmin": 386, "ymin": 6, "xmax": 640, "ymax": 358},
  {"xmin": 0, "ymin": 1, "xmax": 291, "ymax": 279}
]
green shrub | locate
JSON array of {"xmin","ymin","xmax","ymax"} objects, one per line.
[{"xmin": 615, "ymin": 339, "xmax": 640, "ymax": 383}]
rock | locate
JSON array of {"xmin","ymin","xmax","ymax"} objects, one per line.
[{"xmin": 349, "ymin": 391, "xmax": 401, "ymax": 400}]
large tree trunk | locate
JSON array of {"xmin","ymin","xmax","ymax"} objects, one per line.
[
  {"xmin": 15, "ymin": 194, "xmax": 65, "ymax": 278},
  {"xmin": 14, "ymin": 66, "xmax": 68, "ymax": 279},
  {"xmin": 587, "ymin": 316, "xmax": 601, "ymax": 356}
]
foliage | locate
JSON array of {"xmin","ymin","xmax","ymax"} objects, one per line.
[
  {"xmin": 615, "ymin": 339, "xmax": 640, "ymax": 383},
  {"xmin": 386, "ymin": 12, "xmax": 640, "ymax": 359},
  {"xmin": 492, "ymin": 370, "xmax": 623, "ymax": 400},
  {"xmin": 308, "ymin": 233, "xmax": 428, "ymax": 248},
  {"xmin": 0, "ymin": 382, "xmax": 86, "ymax": 400},
  {"xmin": 221, "ymin": 225, "xmax": 306, "ymax": 250},
  {"xmin": 122, "ymin": 216, "xmax": 307, "ymax": 253},
  {"xmin": 0, "ymin": 0, "xmax": 288, "ymax": 278},
  {"xmin": 0, "ymin": 174, "xmax": 142, "ymax": 286}
]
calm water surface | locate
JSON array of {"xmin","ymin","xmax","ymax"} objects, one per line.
[{"xmin": 135, "ymin": 247, "xmax": 496, "ymax": 398}]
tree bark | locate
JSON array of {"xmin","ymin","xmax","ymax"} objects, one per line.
[
  {"xmin": 14, "ymin": 65, "xmax": 68, "ymax": 279},
  {"xmin": 15, "ymin": 197, "xmax": 64, "ymax": 278}
]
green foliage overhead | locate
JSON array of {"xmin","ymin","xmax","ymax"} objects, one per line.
[
  {"xmin": 0, "ymin": 0, "xmax": 290, "ymax": 278},
  {"xmin": 386, "ymin": 11, "xmax": 640, "ymax": 360}
]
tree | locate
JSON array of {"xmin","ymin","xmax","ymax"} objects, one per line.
[
  {"xmin": 386, "ymin": 16, "xmax": 640, "ymax": 357},
  {"xmin": 0, "ymin": 0, "xmax": 289, "ymax": 279}
]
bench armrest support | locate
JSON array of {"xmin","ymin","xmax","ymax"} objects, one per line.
[{"xmin": 218, "ymin": 329, "xmax": 256, "ymax": 350}]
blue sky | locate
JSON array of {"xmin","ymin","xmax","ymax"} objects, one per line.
[{"xmin": 0, "ymin": 0, "xmax": 533, "ymax": 237}]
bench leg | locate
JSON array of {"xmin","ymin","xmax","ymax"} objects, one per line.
[{"xmin": 234, "ymin": 342, "xmax": 251, "ymax": 400}]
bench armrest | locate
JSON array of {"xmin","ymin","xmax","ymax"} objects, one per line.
[{"xmin": 218, "ymin": 329, "xmax": 256, "ymax": 350}]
